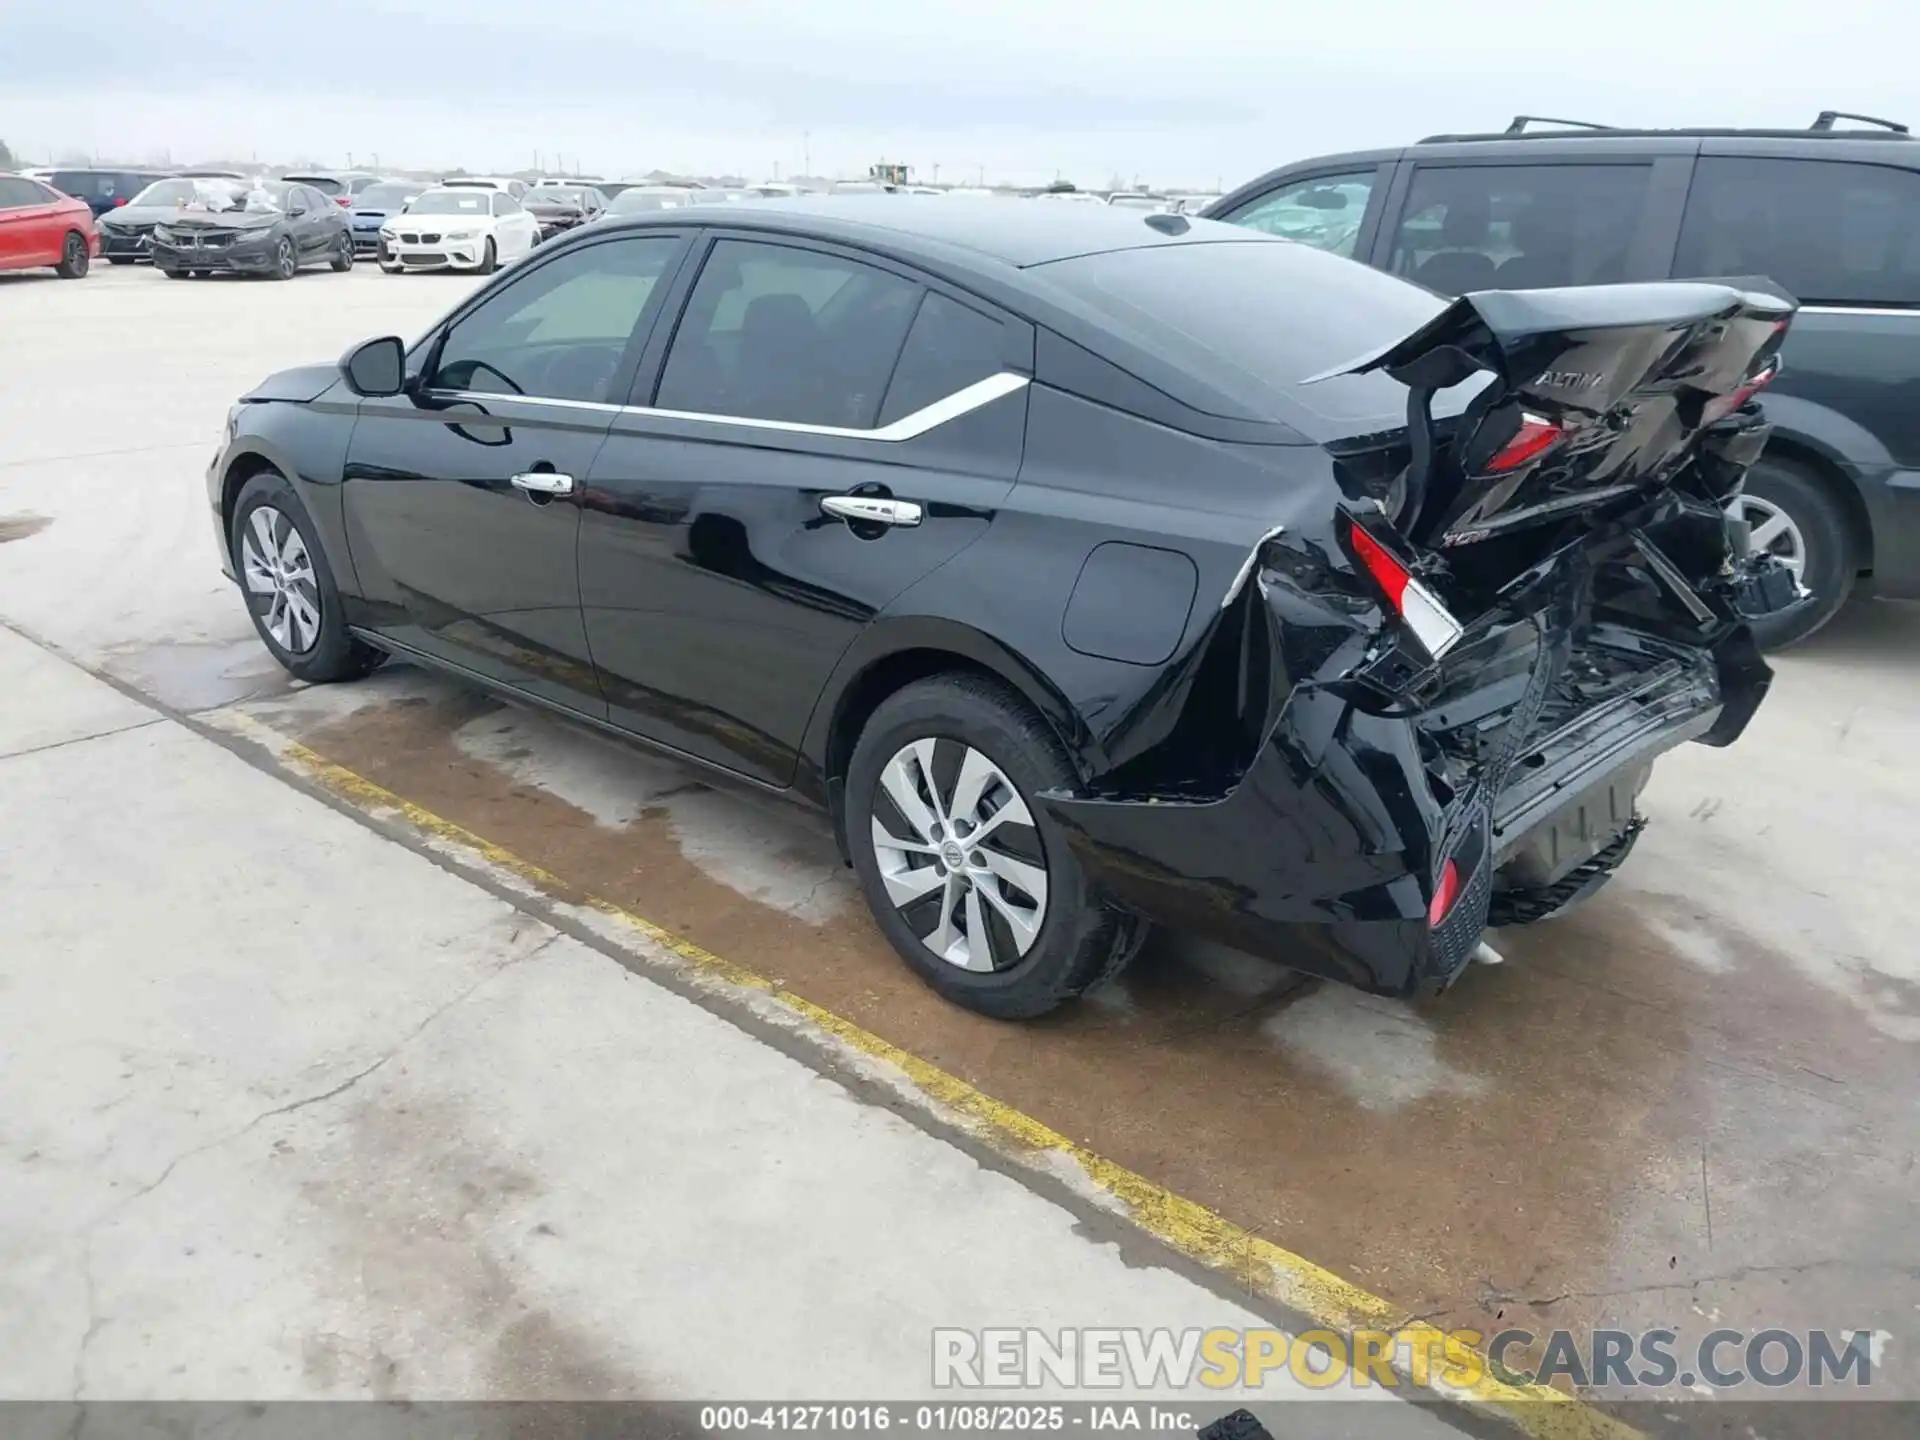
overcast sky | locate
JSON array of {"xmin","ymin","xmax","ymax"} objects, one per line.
[{"xmin": 4, "ymin": 0, "xmax": 1912, "ymax": 188}]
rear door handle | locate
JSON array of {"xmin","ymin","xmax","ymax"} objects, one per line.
[
  {"xmin": 511, "ymin": 471, "xmax": 575, "ymax": 496},
  {"xmin": 821, "ymin": 495, "xmax": 921, "ymax": 528}
]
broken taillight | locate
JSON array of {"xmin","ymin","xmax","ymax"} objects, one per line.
[
  {"xmin": 1349, "ymin": 523, "xmax": 1466, "ymax": 660},
  {"xmin": 1484, "ymin": 412, "xmax": 1565, "ymax": 473},
  {"xmin": 1428, "ymin": 857, "xmax": 1462, "ymax": 928},
  {"xmin": 1703, "ymin": 359, "xmax": 1780, "ymax": 425}
]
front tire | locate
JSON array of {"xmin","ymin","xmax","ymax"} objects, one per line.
[
  {"xmin": 230, "ymin": 471, "xmax": 385, "ymax": 685},
  {"xmin": 846, "ymin": 675, "xmax": 1140, "ymax": 1020},
  {"xmin": 55, "ymin": 232, "xmax": 90, "ymax": 279},
  {"xmin": 330, "ymin": 234, "xmax": 354, "ymax": 272},
  {"xmin": 1732, "ymin": 456, "xmax": 1859, "ymax": 648},
  {"xmin": 476, "ymin": 237, "xmax": 497, "ymax": 276},
  {"xmin": 270, "ymin": 236, "xmax": 297, "ymax": 281}
]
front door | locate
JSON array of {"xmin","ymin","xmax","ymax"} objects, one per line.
[
  {"xmin": 340, "ymin": 229, "xmax": 692, "ymax": 715},
  {"xmin": 579, "ymin": 234, "xmax": 1031, "ymax": 786}
]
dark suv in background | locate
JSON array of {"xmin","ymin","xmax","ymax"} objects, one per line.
[
  {"xmin": 45, "ymin": 168, "xmax": 173, "ymax": 218},
  {"xmin": 1209, "ymin": 112, "xmax": 1920, "ymax": 646}
]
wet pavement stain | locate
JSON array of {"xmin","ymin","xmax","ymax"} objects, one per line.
[
  {"xmin": 0, "ymin": 514, "xmax": 52, "ymax": 544},
  {"xmin": 297, "ymin": 685, "xmax": 1920, "ymax": 1400}
]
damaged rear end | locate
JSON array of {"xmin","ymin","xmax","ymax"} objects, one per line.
[{"xmin": 1044, "ymin": 281, "xmax": 1800, "ymax": 996}]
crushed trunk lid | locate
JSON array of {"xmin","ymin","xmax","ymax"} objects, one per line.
[{"xmin": 1307, "ymin": 281, "xmax": 1795, "ymax": 553}]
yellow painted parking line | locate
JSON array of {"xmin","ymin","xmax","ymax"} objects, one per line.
[{"xmin": 258, "ymin": 725, "xmax": 1640, "ymax": 1440}]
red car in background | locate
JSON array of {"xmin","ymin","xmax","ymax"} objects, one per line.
[{"xmin": 0, "ymin": 174, "xmax": 99, "ymax": 277}]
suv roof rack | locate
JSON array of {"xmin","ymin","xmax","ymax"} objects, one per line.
[
  {"xmin": 1503, "ymin": 115, "xmax": 1614, "ymax": 134},
  {"xmin": 1811, "ymin": 109, "xmax": 1909, "ymax": 134},
  {"xmin": 1421, "ymin": 111, "xmax": 1913, "ymax": 144}
]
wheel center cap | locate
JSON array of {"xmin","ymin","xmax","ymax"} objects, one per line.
[{"xmin": 939, "ymin": 840, "xmax": 967, "ymax": 870}]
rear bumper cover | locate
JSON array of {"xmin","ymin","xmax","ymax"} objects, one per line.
[{"xmin": 1038, "ymin": 625, "xmax": 1763, "ymax": 998}]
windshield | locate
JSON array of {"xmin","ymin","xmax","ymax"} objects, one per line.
[
  {"xmin": 354, "ymin": 183, "xmax": 418, "ymax": 210},
  {"xmin": 407, "ymin": 190, "xmax": 494, "ymax": 216},
  {"xmin": 234, "ymin": 182, "xmax": 292, "ymax": 213},
  {"xmin": 1035, "ymin": 238, "xmax": 1455, "ymax": 433},
  {"xmin": 130, "ymin": 178, "xmax": 229, "ymax": 208},
  {"xmin": 607, "ymin": 188, "xmax": 693, "ymax": 214},
  {"xmin": 526, "ymin": 187, "xmax": 586, "ymax": 205}
]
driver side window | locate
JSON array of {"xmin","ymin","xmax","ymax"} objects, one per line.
[
  {"xmin": 430, "ymin": 235, "xmax": 682, "ymax": 404},
  {"xmin": 1220, "ymin": 171, "xmax": 1374, "ymax": 257}
]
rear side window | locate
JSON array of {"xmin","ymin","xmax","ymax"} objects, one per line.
[
  {"xmin": 1674, "ymin": 157, "xmax": 1920, "ymax": 307},
  {"xmin": 877, "ymin": 293, "xmax": 1006, "ymax": 424},
  {"xmin": 1388, "ymin": 163, "xmax": 1652, "ymax": 295},
  {"xmin": 49, "ymin": 171, "xmax": 118, "ymax": 201},
  {"xmin": 1220, "ymin": 171, "xmax": 1375, "ymax": 258},
  {"xmin": 0, "ymin": 177, "xmax": 45, "ymax": 208},
  {"xmin": 656, "ymin": 239, "xmax": 921, "ymax": 428}
]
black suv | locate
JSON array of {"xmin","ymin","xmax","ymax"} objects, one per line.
[{"xmin": 1208, "ymin": 112, "xmax": 1920, "ymax": 646}]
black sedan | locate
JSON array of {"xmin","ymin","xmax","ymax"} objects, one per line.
[
  {"xmin": 153, "ymin": 181, "xmax": 355, "ymax": 280},
  {"xmin": 205, "ymin": 199, "xmax": 1798, "ymax": 1018},
  {"xmin": 524, "ymin": 184, "xmax": 606, "ymax": 241}
]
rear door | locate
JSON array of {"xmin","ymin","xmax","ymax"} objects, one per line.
[
  {"xmin": 287, "ymin": 186, "xmax": 327, "ymax": 261},
  {"xmin": 1672, "ymin": 148, "xmax": 1920, "ymax": 472},
  {"xmin": 0, "ymin": 177, "xmax": 44, "ymax": 268},
  {"xmin": 1370, "ymin": 153, "xmax": 1676, "ymax": 295},
  {"xmin": 578, "ymin": 231, "xmax": 1033, "ymax": 785}
]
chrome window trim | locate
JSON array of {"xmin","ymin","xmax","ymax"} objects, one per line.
[
  {"xmin": 431, "ymin": 370, "xmax": 1030, "ymax": 442},
  {"xmin": 1797, "ymin": 304, "xmax": 1920, "ymax": 317}
]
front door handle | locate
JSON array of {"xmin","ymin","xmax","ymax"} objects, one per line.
[
  {"xmin": 821, "ymin": 494, "xmax": 921, "ymax": 528},
  {"xmin": 511, "ymin": 471, "xmax": 575, "ymax": 496}
]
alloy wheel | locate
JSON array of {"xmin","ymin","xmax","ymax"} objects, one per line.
[
  {"xmin": 276, "ymin": 238, "xmax": 296, "ymax": 279},
  {"xmin": 65, "ymin": 234, "xmax": 87, "ymax": 275},
  {"xmin": 1726, "ymin": 494, "xmax": 1808, "ymax": 582},
  {"xmin": 239, "ymin": 506, "xmax": 322, "ymax": 654},
  {"xmin": 869, "ymin": 738, "xmax": 1049, "ymax": 973}
]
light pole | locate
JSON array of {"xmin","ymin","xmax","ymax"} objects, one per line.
[{"xmin": 803, "ymin": 131, "xmax": 811, "ymax": 176}]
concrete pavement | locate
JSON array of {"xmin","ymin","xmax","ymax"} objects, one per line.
[
  {"xmin": 4, "ymin": 260, "xmax": 1918, "ymax": 1431},
  {"xmin": 0, "ymin": 624, "xmax": 1464, "ymax": 1433}
]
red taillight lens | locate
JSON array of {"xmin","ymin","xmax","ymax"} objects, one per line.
[
  {"xmin": 1349, "ymin": 524, "xmax": 1410, "ymax": 608},
  {"xmin": 1704, "ymin": 360, "xmax": 1779, "ymax": 424},
  {"xmin": 1428, "ymin": 858, "xmax": 1462, "ymax": 928},
  {"xmin": 1349, "ymin": 522, "xmax": 1465, "ymax": 660},
  {"xmin": 1485, "ymin": 412, "xmax": 1564, "ymax": 473}
]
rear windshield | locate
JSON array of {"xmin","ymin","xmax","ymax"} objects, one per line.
[
  {"xmin": 50, "ymin": 171, "xmax": 134, "ymax": 200},
  {"xmin": 1034, "ymin": 238, "xmax": 1452, "ymax": 434},
  {"xmin": 353, "ymin": 183, "xmax": 418, "ymax": 210},
  {"xmin": 285, "ymin": 175, "xmax": 343, "ymax": 196}
]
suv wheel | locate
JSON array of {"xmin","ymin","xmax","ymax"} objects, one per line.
[
  {"xmin": 1730, "ymin": 457, "xmax": 1858, "ymax": 648},
  {"xmin": 845, "ymin": 675, "xmax": 1143, "ymax": 1019}
]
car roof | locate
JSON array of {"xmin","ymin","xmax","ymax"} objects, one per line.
[{"xmin": 599, "ymin": 194, "xmax": 1243, "ymax": 269}]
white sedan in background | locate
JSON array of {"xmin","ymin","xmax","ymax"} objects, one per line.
[{"xmin": 378, "ymin": 186, "xmax": 539, "ymax": 274}]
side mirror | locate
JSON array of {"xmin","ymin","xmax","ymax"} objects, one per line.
[{"xmin": 340, "ymin": 336, "xmax": 407, "ymax": 398}]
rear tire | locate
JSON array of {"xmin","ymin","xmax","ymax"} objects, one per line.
[
  {"xmin": 229, "ymin": 470, "xmax": 386, "ymax": 685},
  {"xmin": 330, "ymin": 234, "xmax": 354, "ymax": 272},
  {"xmin": 845, "ymin": 675, "xmax": 1140, "ymax": 1020},
  {"xmin": 1735, "ymin": 456, "xmax": 1858, "ymax": 649},
  {"xmin": 55, "ymin": 232, "xmax": 89, "ymax": 279}
]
